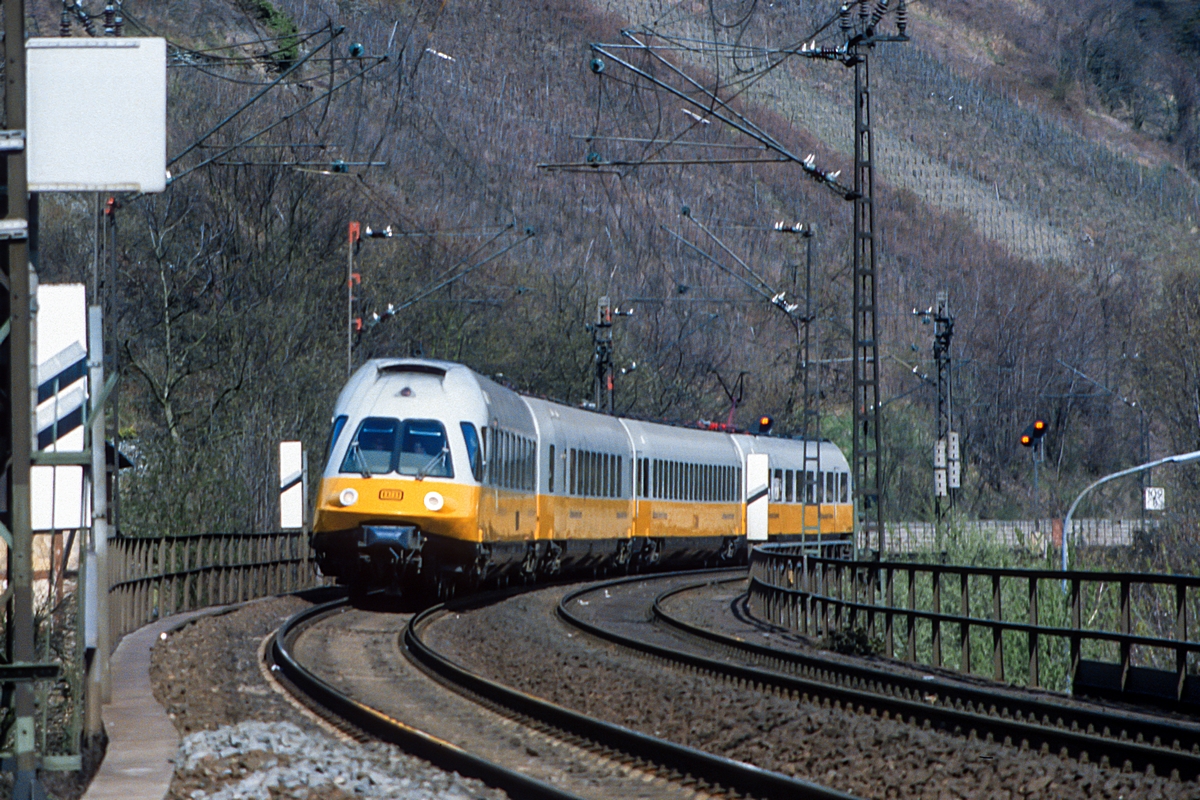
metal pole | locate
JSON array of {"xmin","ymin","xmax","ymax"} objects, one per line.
[
  {"xmin": 4, "ymin": 0, "xmax": 42, "ymax": 793},
  {"xmin": 347, "ymin": 224, "xmax": 354, "ymax": 376},
  {"xmin": 851, "ymin": 47, "xmax": 884, "ymax": 554},
  {"xmin": 1061, "ymin": 450, "xmax": 1200, "ymax": 574},
  {"xmin": 86, "ymin": 307, "xmax": 108, "ymax": 734}
]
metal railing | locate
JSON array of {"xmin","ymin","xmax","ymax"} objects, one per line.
[
  {"xmin": 109, "ymin": 531, "xmax": 323, "ymax": 641},
  {"xmin": 749, "ymin": 543, "xmax": 1200, "ymax": 704}
]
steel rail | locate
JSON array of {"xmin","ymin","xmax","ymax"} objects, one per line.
[
  {"xmin": 268, "ymin": 598, "xmax": 585, "ymax": 800},
  {"xmin": 407, "ymin": 581, "xmax": 858, "ymax": 800},
  {"xmin": 559, "ymin": 573, "xmax": 1200, "ymax": 782},
  {"xmin": 654, "ymin": 577, "xmax": 1200, "ymax": 770}
]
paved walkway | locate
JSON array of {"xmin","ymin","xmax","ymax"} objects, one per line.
[{"xmin": 82, "ymin": 607, "xmax": 230, "ymax": 800}]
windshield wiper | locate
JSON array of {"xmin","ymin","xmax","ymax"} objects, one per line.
[
  {"xmin": 416, "ymin": 446, "xmax": 449, "ymax": 481},
  {"xmin": 348, "ymin": 441, "xmax": 372, "ymax": 479}
]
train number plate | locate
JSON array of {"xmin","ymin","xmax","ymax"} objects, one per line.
[{"xmin": 378, "ymin": 489, "xmax": 405, "ymax": 501}]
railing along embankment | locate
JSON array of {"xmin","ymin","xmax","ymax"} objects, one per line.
[
  {"xmin": 109, "ymin": 531, "xmax": 324, "ymax": 641},
  {"xmin": 750, "ymin": 543, "xmax": 1200, "ymax": 708}
]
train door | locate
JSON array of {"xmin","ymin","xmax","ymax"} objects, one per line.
[{"xmin": 746, "ymin": 453, "xmax": 769, "ymax": 542}]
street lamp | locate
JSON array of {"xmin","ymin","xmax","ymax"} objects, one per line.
[{"xmin": 1061, "ymin": 449, "xmax": 1200, "ymax": 573}]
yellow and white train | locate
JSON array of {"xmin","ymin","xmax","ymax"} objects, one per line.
[{"xmin": 311, "ymin": 359, "xmax": 853, "ymax": 595}]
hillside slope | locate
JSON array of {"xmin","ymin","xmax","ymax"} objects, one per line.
[{"xmin": 27, "ymin": 0, "xmax": 1200, "ymax": 530}]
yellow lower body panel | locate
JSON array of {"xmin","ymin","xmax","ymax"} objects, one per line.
[{"xmin": 313, "ymin": 476, "xmax": 481, "ymax": 543}]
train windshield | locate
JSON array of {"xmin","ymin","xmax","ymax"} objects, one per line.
[{"xmin": 340, "ymin": 417, "xmax": 454, "ymax": 478}]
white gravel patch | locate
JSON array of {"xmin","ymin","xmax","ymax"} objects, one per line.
[{"xmin": 177, "ymin": 721, "xmax": 503, "ymax": 800}]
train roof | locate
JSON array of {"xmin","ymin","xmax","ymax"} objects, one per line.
[{"xmin": 349, "ymin": 358, "xmax": 839, "ymax": 448}]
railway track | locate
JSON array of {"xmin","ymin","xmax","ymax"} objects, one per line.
[
  {"xmin": 560, "ymin": 570, "xmax": 1200, "ymax": 783},
  {"xmin": 268, "ymin": 590, "xmax": 859, "ymax": 800}
]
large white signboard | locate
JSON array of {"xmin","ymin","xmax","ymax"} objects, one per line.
[
  {"xmin": 33, "ymin": 284, "xmax": 89, "ymax": 531},
  {"xmin": 27, "ymin": 38, "xmax": 167, "ymax": 193}
]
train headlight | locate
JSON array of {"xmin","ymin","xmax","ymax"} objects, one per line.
[
  {"xmin": 423, "ymin": 492, "xmax": 444, "ymax": 511},
  {"xmin": 338, "ymin": 488, "xmax": 359, "ymax": 507}
]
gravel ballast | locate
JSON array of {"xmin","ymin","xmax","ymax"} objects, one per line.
[
  {"xmin": 425, "ymin": 584, "xmax": 1197, "ymax": 800},
  {"xmin": 150, "ymin": 596, "xmax": 504, "ymax": 800}
]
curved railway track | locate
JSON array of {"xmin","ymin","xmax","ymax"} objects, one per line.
[
  {"xmin": 559, "ymin": 571, "xmax": 1200, "ymax": 783},
  {"xmin": 268, "ymin": 587, "xmax": 858, "ymax": 800}
]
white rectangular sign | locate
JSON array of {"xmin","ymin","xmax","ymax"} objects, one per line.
[
  {"xmin": 1145, "ymin": 486, "xmax": 1165, "ymax": 512},
  {"xmin": 280, "ymin": 441, "xmax": 305, "ymax": 530},
  {"xmin": 27, "ymin": 38, "xmax": 167, "ymax": 192},
  {"xmin": 745, "ymin": 453, "xmax": 769, "ymax": 542},
  {"xmin": 33, "ymin": 284, "xmax": 89, "ymax": 531}
]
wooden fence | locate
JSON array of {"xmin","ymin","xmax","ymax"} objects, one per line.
[{"xmin": 108, "ymin": 531, "xmax": 324, "ymax": 641}]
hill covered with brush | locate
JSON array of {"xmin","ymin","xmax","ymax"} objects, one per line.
[{"xmin": 29, "ymin": 0, "xmax": 1200, "ymax": 532}]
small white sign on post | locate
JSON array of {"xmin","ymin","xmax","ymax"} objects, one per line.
[
  {"xmin": 1145, "ymin": 486, "xmax": 1165, "ymax": 512},
  {"xmin": 280, "ymin": 442, "xmax": 306, "ymax": 530},
  {"xmin": 27, "ymin": 38, "xmax": 167, "ymax": 193},
  {"xmin": 745, "ymin": 453, "xmax": 769, "ymax": 542}
]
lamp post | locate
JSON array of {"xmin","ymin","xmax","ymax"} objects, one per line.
[{"xmin": 1061, "ymin": 449, "xmax": 1200, "ymax": 573}]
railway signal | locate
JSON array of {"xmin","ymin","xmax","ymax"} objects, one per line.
[
  {"xmin": 1021, "ymin": 418, "xmax": 1048, "ymax": 550},
  {"xmin": 1020, "ymin": 419, "xmax": 1047, "ymax": 448},
  {"xmin": 758, "ymin": 415, "xmax": 774, "ymax": 435}
]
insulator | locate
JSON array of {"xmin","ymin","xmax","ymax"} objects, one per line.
[
  {"xmin": 104, "ymin": 3, "xmax": 115, "ymax": 35},
  {"xmin": 59, "ymin": 6, "xmax": 71, "ymax": 37},
  {"xmin": 870, "ymin": 0, "xmax": 889, "ymax": 29},
  {"xmin": 839, "ymin": 3, "xmax": 851, "ymax": 32},
  {"xmin": 896, "ymin": 0, "xmax": 908, "ymax": 35},
  {"xmin": 859, "ymin": 0, "xmax": 869, "ymax": 24}
]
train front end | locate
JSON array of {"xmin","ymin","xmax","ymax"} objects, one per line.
[{"xmin": 311, "ymin": 360, "xmax": 487, "ymax": 594}]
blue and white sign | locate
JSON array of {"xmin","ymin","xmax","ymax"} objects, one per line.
[{"xmin": 32, "ymin": 284, "xmax": 89, "ymax": 531}]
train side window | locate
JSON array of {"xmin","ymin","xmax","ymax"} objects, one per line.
[
  {"xmin": 825, "ymin": 471, "xmax": 834, "ymax": 503},
  {"xmin": 548, "ymin": 445, "xmax": 555, "ymax": 493},
  {"xmin": 460, "ymin": 422, "xmax": 483, "ymax": 482},
  {"xmin": 771, "ymin": 469, "xmax": 782, "ymax": 501},
  {"xmin": 325, "ymin": 415, "xmax": 349, "ymax": 471},
  {"xmin": 570, "ymin": 448, "xmax": 577, "ymax": 495},
  {"xmin": 601, "ymin": 454, "xmax": 609, "ymax": 498},
  {"xmin": 785, "ymin": 469, "xmax": 794, "ymax": 503},
  {"xmin": 483, "ymin": 427, "xmax": 491, "ymax": 484},
  {"xmin": 618, "ymin": 457, "xmax": 624, "ymax": 498},
  {"xmin": 840, "ymin": 472, "xmax": 849, "ymax": 503},
  {"xmin": 520, "ymin": 438, "xmax": 527, "ymax": 490}
]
